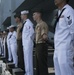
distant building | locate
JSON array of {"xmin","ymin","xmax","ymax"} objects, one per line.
[{"xmin": 0, "ymin": 0, "xmax": 24, "ymax": 30}]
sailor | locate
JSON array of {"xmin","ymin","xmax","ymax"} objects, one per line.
[
  {"xmin": 0, "ymin": 32, "xmax": 2, "ymax": 55},
  {"xmin": 7, "ymin": 27, "xmax": 12, "ymax": 62},
  {"xmin": 0, "ymin": 31, "xmax": 3, "ymax": 55},
  {"xmin": 2, "ymin": 31, "xmax": 8, "ymax": 58},
  {"xmin": 21, "ymin": 10, "xmax": 34, "ymax": 75},
  {"xmin": 9, "ymin": 25, "xmax": 18, "ymax": 67},
  {"xmin": 54, "ymin": 0, "xmax": 74, "ymax": 75}
]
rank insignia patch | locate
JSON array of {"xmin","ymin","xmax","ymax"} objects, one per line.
[{"xmin": 68, "ymin": 19, "xmax": 72, "ymax": 25}]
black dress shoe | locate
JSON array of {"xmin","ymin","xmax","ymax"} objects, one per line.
[{"xmin": 7, "ymin": 60, "xmax": 12, "ymax": 63}]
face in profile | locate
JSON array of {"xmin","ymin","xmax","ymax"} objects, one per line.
[
  {"xmin": 21, "ymin": 14, "xmax": 24, "ymax": 20},
  {"xmin": 33, "ymin": 12, "xmax": 41, "ymax": 21},
  {"xmin": 15, "ymin": 17, "xmax": 20, "ymax": 23},
  {"xmin": 21, "ymin": 14, "xmax": 27, "ymax": 21},
  {"xmin": 9, "ymin": 28, "xmax": 14, "ymax": 32},
  {"xmin": 54, "ymin": 0, "xmax": 64, "ymax": 6}
]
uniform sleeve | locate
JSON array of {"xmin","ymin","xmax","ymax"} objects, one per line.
[
  {"xmin": 25, "ymin": 23, "xmax": 34, "ymax": 40},
  {"xmin": 12, "ymin": 32, "xmax": 17, "ymax": 40},
  {"xmin": 41, "ymin": 23, "xmax": 48, "ymax": 36},
  {"xmin": 14, "ymin": 32, "xmax": 17, "ymax": 38},
  {"xmin": 29, "ymin": 25, "xmax": 34, "ymax": 40},
  {"xmin": 65, "ymin": 10, "xmax": 74, "ymax": 34}
]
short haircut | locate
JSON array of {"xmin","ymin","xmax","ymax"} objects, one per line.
[
  {"xmin": 14, "ymin": 13, "xmax": 21, "ymax": 20},
  {"xmin": 66, "ymin": 0, "xmax": 69, "ymax": 3},
  {"xmin": 32, "ymin": 9, "xmax": 43, "ymax": 17}
]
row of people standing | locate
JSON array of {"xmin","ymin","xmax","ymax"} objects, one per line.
[
  {"xmin": 4, "ymin": 0, "xmax": 74, "ymax": 75},
  {"xmin": 0, "ymin": 10, "xmax": 49, "ymax": 75},
  {"xmin": 0, "ymin": 31, "xmax": 8, "ymax": 58}
]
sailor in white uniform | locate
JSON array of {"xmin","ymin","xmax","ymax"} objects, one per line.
[
  {"xmin": 7, "ymin": 27, "xmax": 12, "ymax": 61},
  {"xmin": 0, "ymin": 33, "xmax": 2, "ymax": 55},
  {"xmin": 54, "ymin": 0, "xmax": 74, "ymax": 75},
  {"xmin": 2, "ymin": 31, "xmax": 7, "ymax": 58},
  {"xmin": 9, "ymin": 25, "xmax": 18, "ymax": 67},
  {"xmin": 21, "ymin": 10, "xmax": 34, "ymax": 75},
  {"xmin": 1, "ymin": 32, "xmax": 4, "ymax": 56}
]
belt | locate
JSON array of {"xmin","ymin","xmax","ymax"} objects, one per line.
[{"xmin": 36, "ymin": 41, "xmax": 46, "ymax": 44}]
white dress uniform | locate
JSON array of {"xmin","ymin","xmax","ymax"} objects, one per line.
[
  {"xmin": 54, "ymin": 4, "xmax": 74, "ymax": 75},
  {"xmin": 22, "ymin": 19, "xmax": 34, "ymax": 75},
  {"xmin": 1, "ymin": 37, "xmax": 4, "ymax": 56},
  {"xmin": 3, "ymin": 36, "xmax": 7, "ymax": 58},
  {"xmin": 9, "ymin": 31, "xmax": 18, "ymax": 67},
  {"xmin": 0, "ymin": 37, "xmax": 2, "ymax": 55},
  {"xmin": 7, "ymin": 32, "xmax": 12, "ymax": 61}
]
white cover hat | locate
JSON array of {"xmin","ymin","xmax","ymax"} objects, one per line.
[
  {"xmin": 9, "ymin": 25, "xmax": 16, "ymax": 29},
  {"xmin": 3, "ymin": 31, "xmax": 6, "ymax": 33},
  {"xmin": 7, "ymin": 27, "xmax": 10, "ymax": 30},
  {"xmin": 21, "ymin": 10, "xmax": 29, "ymax": 15}
]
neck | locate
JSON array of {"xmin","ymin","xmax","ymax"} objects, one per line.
[
  {"xmin": 17, "ymin": 21, "xmax": 21, "ymax": 24},
  {"xmin": 36, "ymin": 18, "xmax": 42, "ymax": 23},
  {"xmin": 58, "ymin": 2, "xmax": 67, "ymax": 10},
  {"xmin": 23, "ymin": 18, "xmax": 27, "ymax": 22},
  {"xmin": 11, "ymin": 30, "xmax": 14, "ymax": 32}
]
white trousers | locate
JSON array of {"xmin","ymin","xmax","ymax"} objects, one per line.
[
  {"xmin": 0, "ymin": 43, "xmax": 2, "ymax": 55},
  {"xmin": 23, "ymin": 46, "xmax": 33, "ymax": 75},
  {"xmin": 53, "ymin": 48, "xmax": 74, "ymax": 75},
  {"xmin": 0, "ymin": 39, "xmax": 2, "ymax": 55},
  {"xmin": 0, "ymin": 47, "xmax": 1, "ymax": 55},
  {"xmin": 7, "ymin": 43, "xmax": 12, "ymax": 61},
  {"xmin": 3, "ymin": 44, "xmax": 6, "ymax": 58},
  {"xmin": 10, "ymin": 44, "xmax": 18, "ymax": 67}
]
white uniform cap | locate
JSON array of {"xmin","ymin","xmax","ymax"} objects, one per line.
[
  {"xmin": 3, "ymin": 31, "xmax": 6, "ymax": 33},
  {"xmin": 7, "ymin": 27, "xmax": 10, "ymax": 30},
  {"xmin": 21, "ymin": 10, "xmax": 29, "ymax": 15},
  {"xmin": 9, "ymin": 25, "xmax": 16, "ymax": 29}
]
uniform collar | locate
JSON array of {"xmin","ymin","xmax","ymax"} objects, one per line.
[
  {"xmin": 59, "ymin": 4, "xmax": 68, "ymax": 11},
  {"xmin": 62, "ymin": 4, "xmax": 68, "ymax": 10},
  {"xmin": 23, "ymin": 19, "xmax": 28, "ymax": 23},
  {"xmin": 23, "ymin": 19, "xmax": 30, "ymax": 23},
  {"xmin": 58, "ymin": 4, "xmax": 68, "ymax": 14},
  {"xmin": 23, "ymin": 20, "xmax": 26, "ymax": 24}
]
